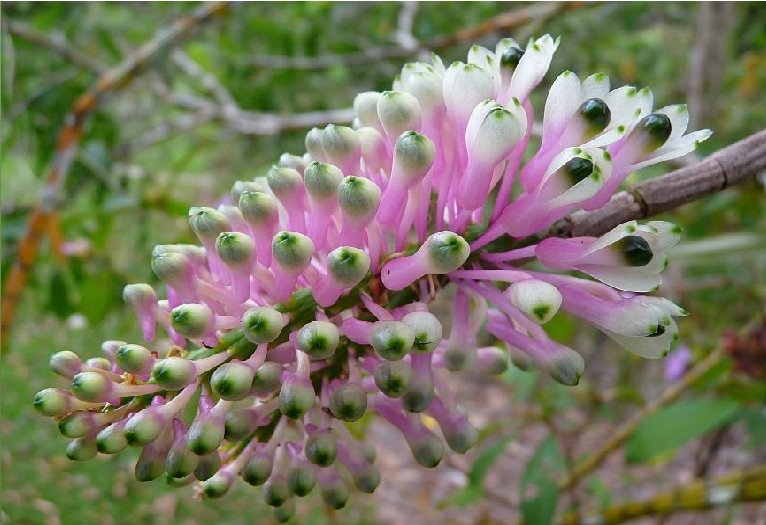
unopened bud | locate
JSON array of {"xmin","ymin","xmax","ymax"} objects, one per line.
[
  {"xmin": 263, "ymin": 476, "xmax": 290, "ymax": 507},
  {"xmin": 327, "ymin": 246, "xmax": 370, "ymax": 287},
  {"xmin": 338, "ymin": 176, "xmax": 381, "ymax": 223},
  {"xmin": 544, "ymin": 346, "xmax": 585, "ymax": 386},
  {"xmin": 272, "ymin": 231, "xmax": 314, "ymax": 272},
  {"xmin": 377, "ymin": 90, "xmax": 421, "ymax": 140},
  {"xmin": 287, "ymin": 464, "xmax": 317, "ymax": 497},
  {"xmin": 442, "ymin": 418, "xmax": 479, "ymax": 454},
  {"xmin": 58, "ymin": 412, "xmax": 99, "ymax": 438},
  {"xmin": 231, "ymin": 180, "xmax": 262, "ymax": 204},
  {"xmin": 267, "ymin": 166, "xmax": 303, "ymax": 201},
  {"xmin": 243, "ymin": 451, "xmax": 273, "ymax": 486},
  {"xmin": 320, "ymin": 475, "xmax": 350, "ymax": 510},
  {"xmin": 211, "ymin": 361, "xmax": 255, "ymax": 401},
  {"xmin": 71, "ymin": 371, "xmax": 111, "ymax": 403},
  {"xmin": 477, "ymin": 346, "xmax": 509, "ymax": 375},
  {"xmin": 203, "ymin": 470, "xmax": 236, "ymax": 498},
  {"xmin": 424, "ymin": 231, "xmax": 470, "ymax": 274},
  {"xmin": 116, "ymin": 343, "xmax": 154, "ymax": 375},
  {"xmin": 374, "ymin": 360, "xmax": 413, "ymax": 398},
  {"xmin": 166, "ymin": 441, "xmax": 199, "ymax": 478},
  {"xmin": 194, "ymin": 451, "xmax": 221, "ymax": 481},
  {"xmin": 242, "ymin": 307, "xmax": 285, "ymax": 344},
  {"xmin": 188, "ymin": 416, "xmax": 225, "ymax": 456},
  {"xmin": 96, "ymin": 422, "xmax": 128, "ymax": 454},
  {"xmin": 401, "ymin": 372, "xmax": 434, "ymax": 413},
  {"xmin": 305, "ymin": 127, "xmax": 326, "ymax": 160},
  {"xmin": 279, "ymin": 376, "xmax": 315, "ymax": 419},
  {"xmin": 304, "ymin": 161, "xmax": 343, "ymax": 202},
  {"xmin": 278, "ymin": 152, "xmax": 307, "ymax": 171},
  {"xmin": 321, "ymin": 124, "xmax": 360, "ymax": 170},
  {"xmin": 409, "ymin": 433, "xmax": 444, "ymax": 468},
  {"xmin": 402, "ymin": 311, "xmax": 443, "ymax": 353},
  {"xmin": 215, "ymin": 232, "xmax": 255, "ymax": 268},
  {"xmin": 393, "ymin": 131, "xmax": 435, "ymax": 183},
  {"xmin": 170, "ymin": 304, "xmax": 214, "ymax": 339},
  {"xmin": 66, "ymin": 436, "xmax": 97, "ymax": 461},
  {"xmin": 33, "ymin": 388, "xmax": 76, "ymax": 417},
  {"xmin": 352, "ymin": 464, "xmax": 381, "ymax": 493},
  {"xmin": 371, "ymin": 321, "xmax": 415, "ymax": 360},
  {"xmin": 238, "ymin": 191, "xmax": 279, "ymax": 227},
  {"xmin": 50, "ymin": 350, "xmax": 82, "ymax": 378},
  {"xmin": 224, "ymin": 408, "xmax": 259, "ymax": 441},
  {"xmin": 297, "ymin": 321, "xmax": 340, "ymax": 360},
  {"xmin": 272, "ymin": 498, "xmax": 296, "ymax": 523},
  {"xmin": 151, "ymin": 357, "xmax": 195, "ymax": 390},
  {"xmin": 305, "ymin": 433, "xmax": 337, "ymax": 467},
  {"xmin": 124, "ymin": 409, "xmax": 168, "ymax": 446},
  {"xmin": 189, "ymin": 207, "xmax": 229, "ymax": 243},
  {"xmin": 252, "ymin": 361, "xmax": 283, "ymax": 393},
  {"xmin": 354, "ymin": 91, "xmax": 382, "ymax": 128},
  {"xmin": 330, "ymin": 384, "xmax": 368, "ymax": 422},
  {"xmin": 508, "ymin": 279, "xmax": 562, "ymax": 324}
]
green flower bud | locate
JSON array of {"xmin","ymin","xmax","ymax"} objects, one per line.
[
  {"xmin": 252, "ymin": 362, "xmax": 283, "ymax": 393},
  {"xmin": 135, "ymin": 439, "xmax": 172, "ymax": 482},
  {"xmin": 66, "ymin": 436, "xmax": 97, "ymax": 461},
  {"xmin": 263, "ymin": 476, "xmax": 290, "ymax": 507},
  {"xmin": 215, "ymin": 232, "xmax": 255, "ymax": 268},
  {"xmin": 170, "ymin": 304, "xmax": 214, "ymax": 339},
  {"xmin": 166, "ymin": 442, "xmax": 199, "ymax": 478},
  {"xmin": 124, "ymin": 410, "xmax": 167, "ymax": 446},
  {"xmin": 327, "ymin": 246, "xmax": 371, "ymax": 287},
  {"xmin": 361, "ymin": 442, "xmax": 377, "ymax": 463},
  {"xmin": 338, "ymin": 176, "xmax": 381, "ymax": 222},
  {"xmin": 86, "ymin": 357, "xmax": 112, "ymax": 371},
  {"xmin": 544, "ymin": 347, "xmax": 585, "ymax": 386},
  {"xmin": 305, "ymin": 433, "xmax": 337, "ymax": 467},
  {"xmin": 279, "ymin": 378, "xmax": 315, "ymax": 420},
  {"xmin": 410, "ymin": 434, "xmax": 444, "ymax": 468},
  {"xmin": 50, "ymin": 350, "xmax": 82, "ymax": 378},
  {"xmin": 151, "ymin": 252, "xmax": 191, "ymax": 284},
  {"xmin": 71, "ymin": 371, "xmax": 111, "ymax": 403},
  {"xmin": 188, "ymin": 417, "xmax": 225, "ymax": 456},
  {"xmin": 371, "ymin": 321, "xmax": 415, "ymax": 361},
  {"xmin": 393, "ymin": 131, "xmax": 435, "ymax": 181},
  {"xmin": 272, "ymin": 498, "xmax": 296, "ymax": 523},
  {"xmin": 478, "ymin": 346, "xmax": 509, "ymax": 375},
  {"xmin": 321, "ymin": 124, "xmax": 360, "ymax": 168},
  {"xmin": 189, "ymin": 206, "xmax": 229, "ymax": 242},
  {"xmin": 508, "ymin": 279, "xmax": 562, "ymax": 325},
  {"xmin": 194, "ymin": 451, "xmax": 221, "ymax": 481},
  {"xmin": 116, "ymin": 344, "xmax": 154, "ymax": 375},
  {"xmin": 34, "ymin": 388, "xmax": 74, "ymax": 417},
  {"xmin": 272, "ymin": 231, "xmax": 314, "ymax": 272},
  {"xmin": 378, "ymin": 90, "xmax": 421, "ymax": 140},
  {"xmin": 59, "ymin": 412, "xmax": 98, "ymax": 438},
  {"xmin": 242, "ymin": 452, "xmax": 273, "ymax": 486},
  {"xmin": 242, "ymin": 307, "xmax": 285, "ymax": 344},
  {"xmin": 96, "ymin": 423, "xmax": 128, "ymax": 454},
  {"xmin": 304, "ymin": 161, "xmax": 343, "ymax": 202},
  {"xmin": 320, "ymin": 475, "xmax": 350, "ymax": 510},
  {"xmin": 296, "ymin": 321, "xmax": 340, "ymax": 360},
  {"xmin": 401, "ymin": 373, "xmax": 434, "ymax": 413},
  {"xmin": 352, "ymin": 464, "xmax": 381, "ymax": 494},
  {"xmin": 423, "ymin": 231, "xmax": 470, "ymax": 274},
  {"xmin": 374, "ymin": 360, "xmax": 413, "ymax": 398},
  {"xmin": 203, "ymin": 471, "xmax": 235, "ymax": 498},
  {"xmin": 278, "ymin": 152, "xmax": 307, "ymax": 172},
  {"xmin": 267, "ymin": 166, "xmax": 303, "ymax": 200},
  {"xmin": 151, "ymin": 357, "xmax": 195, "ymax": 390},
  {"xmin": 123, "ymin": 282, "xmax": 156, "ymax": 306},
  {"xmin": 238, "ymin": 191, "xmax": 279, "ymax": 226},
  {"xmin": 402, "ymin": 311, "xmax": 443, "ymax": 353},
  {"xmin": 287, "ymin": 465, "xmax": 317, "ymax": 497},
  {"xmin": 509, "ymin": 347, "xmax": 534, "ymax": 371},
  {"xmin": 305, "ymin": 127, "xmax": 325, "ymax": 160},
  {"xmin": 211, "ymin": 361, "xmax": 255, "ymax": 401},
  {"xmin": 443, "ymin": 420, "xmax": 479, "ymax": 454},
  {"xmin": 224, "ymin": 408, "xmax": 259, "ymax": 441},
  {"xmin": 353, "ymin": 91, "xmax": 382, "ymax": 128},
  {"xmin": 329, "ymin": 384, "xmax": 367, "ymax": 422},
  {"xmin": 443, "ymin": 342, "xmax": 474, "ymax": 371},
  {"xmin": 231, "ymin": 180, "xmax": 262, "ymax": 204}
]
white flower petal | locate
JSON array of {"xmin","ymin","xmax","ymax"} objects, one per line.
[
  {"xmin": 629, "ymin": 129, "xmax": 712, "ymax": 171},
  {"xmin": 577, "ymin": 264, "xmax": 662, "ymax": 292},
  {"xmin": 602, "ymin": 321, "xmax": 677, "ymax": 358},
  {"xmin": 655, "ymin": 104, "xmax": 689, "ymax": 142},
  {"xmin": 542, "ymin": 71, "xmax": 583, "ymax": 146},
  {"xmin": 582, "ymin": 72, "xmax": 611, "ymax": 99},
  {"xmin": 443, "ymin": 62, "xmax": 497, "ymax": 128},
  {"xmin": 585, "ymin": 221, "xmax": 638, "ymax": 254},
  {"xmin": 640, "ymin": 221, "xmax": 682, "ymax": 250},
  {"xmin": 495, "ymin": 37, "xmax": 520, "ymax": 57},
  {"xmin": 507, "ymin": 34, "xmax": 559, "ymax": 102}
]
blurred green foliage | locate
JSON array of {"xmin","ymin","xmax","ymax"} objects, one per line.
[{"xmin": 2, "ymin": 2, "xmax": 765, "ymax": 524}]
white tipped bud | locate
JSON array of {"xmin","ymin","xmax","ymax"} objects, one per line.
[
  {"xmin": 267, "ymin": 166, "xmax": 303, "ymax": 201},
  {"xmin": 326, "ymin": 246, "xmax": 370, "ymax": 286},
  {"xmin": 242, "ymin": 307, "xmax": 285, "ymax": 343},
  {"xmin": 116, "ymin": 343, "xmax": 154, "ymax": 375},
  {"xmin": 393, "ymin": 131, "xmax": 435, "ymax": 183},
  {"xmin": 278, "ymin": 152, "xmax": 307, "ymax": 171},
  {"xmin": 353, "ymin": 91, "xmax": 382, "ymax": 128},
  {"xmin": 211, "ymin": 361, "xmax": 256, "ymax": 400},
  {"xmin": 338, "ymin": 176, "xmax": 381, "ymax": 223},
  {"xmin": 170, "ymin": 303, "xmax": 214, "ymax": 339},
  {"xmin": 377, "ymin": 90, "xmax": 421, "ymax": 140},
  {"xmin": 151, "ymin": 357, "xmax": 195, "ymax": 390},
  {"xmin": 238, "ymin": 191, "xmax": 279, "ymax": 227},
  {"xmin": 508, "ymin": 279, "xmax": 562, "ymax": 324},
  {"xmin": 321, "ymin": 124, "xmax": 360, "ymax": 170},
  {"xmin": 50, "ymin": 350, "xmax": 82, "ymax": 378},
  {"xmin": 231, "ymin": 180, "xmax": 262, "ymax": 204},
  {"xmin": 398, "ymin": 63, "xmax": 443, "ymax": 114},
  {"xmin": 423, "ymin": 231, "xmax": 470, "ymax": 274},
  {"xmin": 442, "ymin": 62, "xmax": 496, "ymax": 127},
  {"xmin": 215, "ymin": 232, "xmax": 255, "ymax": 268},
  {"xmin": 297, "ymin": 321, "xmax": 340, "ymax": 359},
  {"xmin": 189, "ymin": 207, "xmax": 229, "ymax": 242},
  {"xmin": 305, "ymin": 127, "xmax": 326, "ymax": 160},
  {"xmin": 123, "ymin": 283, "xmax": 157, "ymax": 309},
  {"xmin": 272, "ymin": 231, "xmax": 314, "ymax": 272},
  {"xmin": 402, "ymin": 311, "xmax": 443, "ymax": 353},
  {"xmin": 303, "ymin": 161, "xmax": 343, "ymax": 202}
]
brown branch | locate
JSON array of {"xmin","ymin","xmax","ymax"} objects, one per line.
[
  {"xmin": 248, "ymin": 2, "xmax": 572, "ymax": 70},
  {"xmin": 549, "ymin": 129, "xmax": 766, "ymax": 238},
  {"xmin": 0, "ymin": 2, "xmax": 231, "ymax": 351}
]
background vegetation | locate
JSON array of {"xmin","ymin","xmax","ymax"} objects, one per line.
[{"xmin": 2, "ymin": 2, "xmax": 765, "ymax": 524}]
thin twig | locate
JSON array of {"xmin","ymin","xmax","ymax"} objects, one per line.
[{"xmin": 0, "ymin": 2, "xmax": 231, "ymax": 350}]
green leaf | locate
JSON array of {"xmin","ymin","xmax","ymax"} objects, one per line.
[
  {"xmin": 520, "ymin": 435, "xmax": 564, "ymax": 525},
  {"xmin": 626, "ymin": 398, "xmax": 741, "ymax": 464},
  {"xmin": 443, "ymin": 435, "xmax": 513, "ymax": 507}
]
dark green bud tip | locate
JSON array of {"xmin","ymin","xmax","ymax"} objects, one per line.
[
  {"xmin": 329, "ymin": 384, "xmax": 368, "ymax": 422},
  {"xmin": 564, "ymin": 157, "xmax": 595, "ymax": 186},
  {"xmin": 96, "ymin": 423, "xmax": 129, "ymax": 454},
  {"xmin": 58, "ymin": 412, "xmax": 96, "ymax": 438},
  {"xmin": 188, "ymin": 418, "xmax": 225, "ymax": 456},
  {"xmin": 410, "ymin": 434, "xmax": 444, "ymax": 468},
  {"xmin": 34, "ymin": 388, "xmax": 71, "ymax": 417},
  {"xmin": 215, "ymin": 232, "xmax": 254, "ymax": 267},
  {"xmin": 578, "ymin": 97, "xmax": 611, "ymax": 134},
  {"xmin": 170, "ymin": 304, "xmax": 213, "ymax": 339},
  {"xmin": 243, "ymin": 452, "xmax": 273, "ymax": 486},
  {"xmin": 500, "ymin": 46, "xmax": 525, "ymax": 68},
  {"xmin": 66, "ymin": 436, "xmax": 97, "ymax": 461},
  {"xmin": 287, "ymin": 465, "xmax": 317, "ymax": 497},
  {"xmin": 305, "ymin": 433, "xmax": 338, "ymax": 467},
  {"xmin": 353, "ymin": 464, "xmax": 381, "ymax": 493},
  {"xmin": 279, "ymin": 380, "xmax": 315, "ymax": 419},
  {"xmin": 124, "ymin": 411, "xmax": 166, "ymax": 446},
  {"xmin": 371, "ymin": 321, "xmax": 415, "ymax": 361},
  {"xmin": 166, "ymin": 442, "xmax": 199, "ymax": 478},
  {"xmin": 443, "ymin": 420, "xmax": 479, "ymax": 454},
  {"xmin": 615, "ymin": 235, "xmax": 654, "ymax": 266},
  {"xmin": 263, "ymin": 477, "xmax": 290, "ymax": 507},
  {"xmin": 320, "ymin": 476, "xmax": 350, "ymax": 510},
  {"xmin": 648, "ymin": 323, "xmax": 666, "ymax": 338},
  {"xmin": 374, "ymin": 360, "xmax": 413, "ymax": 398},
  {"xmin": 203, "ymin": 471, "xmax": 234, "ymax": 498},
  {"xmin": 193, "ymin": 451, "xmax": 221, "ymax": 481},
  {"xmin": 116, "ymin": 344, "xmax": 153, "ymax": 374},
  {"xmin": 545, "ymin": 348, "xmax": 585, "ymax": 386},
  {"xmin": 327, "ymin": 246, "xmax": 371, "ymax": 286},
  {"xmin": 338, "ymin": 176, "xmax": 381, "ymax": 220},
  {"xmin": 402, "ymin": 311, "xmax": 443, "ymax": 353},
  {"xmin": 297, "ymin": 321, "xmax": 340, "ymax": 360},
  {"xmin": 242, "ymin": 307, "xmax": 284, "ymax": 344},
  {"xmin": 238, "ymin": 191, "xmax": 278, "ymax": 225},
  {"xmin": 304, "ymin": 161, "xmax": 343, "ymax": 201},
  {"xmin": 252, "ymin": 361, "xmax": 283, "ymax": 393},
  {"xmin": 71, "ymin": 371, "xmax": 110, "ymax": 402},
  {"xmin": 224, "ymin": 408, "xmax": 259, "ymax": 441},
  {"xmin": 401, "ymin": 374, "xmax": 435, "ymax": 413},
  {"xmin": 211, "ymin": 362, "xmax": 255, "ymax": 401},
  {"xmin": 638, "ymin": 112, "xmax": 672, "ymax": 150},
  {"xmin": 424, "ymin": 231, "xmax": 470, "ymax": 274},
  {"xmin": 189, "ymin": 207, "xmax": 229, "ymax": 241},
  {"xmin": 272, "ymin": 498, "xmax": 296, "ymax": 523},
  {"xmin": 50, "ymin": 350, "xmax": 82, "ymax": 378},
  {"xmin": 272, "ymin": 231, "xmax": 314, "ymax": 271},
  {"xmin": 151, "ymin": 357, "xmax": 195, "ymax": 390}
]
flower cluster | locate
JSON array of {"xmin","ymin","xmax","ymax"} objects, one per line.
[{"xmin": 35, "ymin": 35, "xmax": 710, "ymax": 520}]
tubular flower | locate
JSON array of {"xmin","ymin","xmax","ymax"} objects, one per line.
[{"xmin": 35, "ymin": 36, "xmax": 708, "ymax": 516}]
